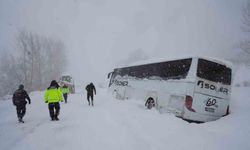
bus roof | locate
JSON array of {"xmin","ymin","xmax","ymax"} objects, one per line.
[
  {"xmin": 115, "ymin": 56, "xmax": 233, "ymax": 69},
  {"xmin": 61, "ymin": 74, "xmax": 72, "ymax": 77}
]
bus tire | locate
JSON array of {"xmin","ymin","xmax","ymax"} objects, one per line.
[{"xmin": 146, "ymin": 97, "xmax": 155, "ymax": 109}]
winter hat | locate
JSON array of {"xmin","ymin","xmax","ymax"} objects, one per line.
[
  {"xmin": 50, "ymin": 80, "xmax": 58, "ymax": 87},
  {"xmin": 19, "ymin": 84, "xmax": 24, "ymax": 90}
]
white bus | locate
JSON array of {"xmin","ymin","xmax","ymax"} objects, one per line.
[
  {"xmin": 108, "ymin": 57, "xmax": 232, "ymax": 122},
  {"xmin": 59, "ymin": 75, "xmax": 75, "ymax": 94}
]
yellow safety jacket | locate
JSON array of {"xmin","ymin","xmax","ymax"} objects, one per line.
[
  {"xmin": 44, "ymin": 87, "xmax": 63, "ymax": 103},
  {"xmin": 60, "ymin": 87, "xmax": 70, "ymax": 94}
]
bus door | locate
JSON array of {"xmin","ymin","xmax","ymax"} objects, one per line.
[
  {"xmin": 112, "ymin": 80, "xmax": 129, "ymax": 100},
  {"xmin": 113, "ymin": 86, "xmax": 126, "ymax": 100}
]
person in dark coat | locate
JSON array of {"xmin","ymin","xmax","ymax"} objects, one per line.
[
  {"xmin": 12, "ymin": 84, "xmax": 31, "ymax": 123},
  {"xmin": 85, "ymin": 82, "xmax": 96, "ymax": 106}
]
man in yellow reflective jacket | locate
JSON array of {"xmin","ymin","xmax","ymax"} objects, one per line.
[
  {"xmin": 60, "ymin": 84, "xmax": 70, "ymax": 103},
  {"xmin": 44, "ymin": 80, "xmax": 63, "ymax": 121}
]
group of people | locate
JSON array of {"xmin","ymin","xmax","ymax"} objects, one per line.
[{"xmin": 12, "ymin": 80, "xmax": 96, "ymax": 123}]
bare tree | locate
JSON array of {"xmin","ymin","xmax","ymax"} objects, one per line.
[
  {"xmin": 17, "ymin": 30, "xmax": 67, "ymax": 91},
  {"xmin": 0, "ymin": 30, "xmax": 67, "ymax": 97},
  {"xmin": 0, "ymin": 53, "xmax": 21, "ymax": 96},
  {"xmin": 241, "ymin": 0, "xmax": 250, "ymax": 62},
  {"xmin": 42, "ymin": 36, "xmax": 66, "ymax": 87}
]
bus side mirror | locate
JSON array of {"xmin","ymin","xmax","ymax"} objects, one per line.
[{"xmin": 108, "ymin": 72, "xmax": 113, "ymax": 79}]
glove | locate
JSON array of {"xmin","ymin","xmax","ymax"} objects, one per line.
[{"xmin": 45, "ymin": 101, "xmax": 48, "ymax": 103}]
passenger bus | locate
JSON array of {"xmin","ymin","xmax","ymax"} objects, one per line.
[
  {"xmin": 59, "ymin": 75, "xmax": 75, "ymax": 94},
  {"xmin": 107, "ymin": 57, "xmax": 232, "ymax": 122}
]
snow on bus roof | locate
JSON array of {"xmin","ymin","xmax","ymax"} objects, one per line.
[
  {"xmin": 116, "ymin": 55, "xmax": 233, "ymax": 69},
  {"xmin": 198, "ymin": 56, "xmax": 233, "ymax": 68},
  {"xmin": 61, "ymin": 73, "xmax": 72, "ymax": 76}
]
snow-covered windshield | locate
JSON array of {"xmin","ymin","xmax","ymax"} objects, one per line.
[
  {"xmin": 62, "ymin": 76, "xmax": 72, "ymax": 83},
  {"xmin": 197, "ymin": 59, "xmax": 231, "ymax": 85}
]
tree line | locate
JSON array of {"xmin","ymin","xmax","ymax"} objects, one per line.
[
  {"xmin": 240, "ymin": 0, "xmax": 250, "ymax": 64},
  {"xmin": 0, "ymin": 30, "xmax": 66, "ymax": 97}
]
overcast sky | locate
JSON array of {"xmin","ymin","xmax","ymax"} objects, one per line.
[{"xmin": 0, "ymin": 0, "xmax": 247, "ymax": 85}]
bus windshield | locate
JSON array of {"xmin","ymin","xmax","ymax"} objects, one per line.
[
  {"xmin": 197, "ymin": 59, "xmax": 231, "ymax": 85},
  {"xmin": 62, "ymin": 76, "xmax": 72, "ymax": 83}
]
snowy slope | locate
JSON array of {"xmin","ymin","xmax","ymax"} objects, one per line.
[
  {"xmin": 0, "ymin": 65, "xmax": 250, "ymax": 150},
  {"xmin": 0, "ymin": 84, "xmax": 250, "ymax": 150}
]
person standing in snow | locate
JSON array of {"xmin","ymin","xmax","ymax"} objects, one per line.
[
  {"xmin": 60, "ymin": 84, "xmax": 70, "ymax": 103},
  {"xmin": 44, "ymin": 80, "xmax": 63, "ymax": 121},
  {"xmin": 12, "ymin": 84, "xmax": 31, "ymax": 123},
  {"xmin": 85, "ymin": 82, "xmax": 96, "ymax": 106}
]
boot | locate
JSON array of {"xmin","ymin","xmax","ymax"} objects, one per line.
[
  {"xmin": 18, "ymin": 117, "xmax": 24, "ymax": 123},
  {"xmin": 54, "ymin": 116, "xmax": 59, "ymax": 121}
]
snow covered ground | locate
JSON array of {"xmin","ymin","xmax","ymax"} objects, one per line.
[
  {"xmin": 0, "ymin": 85, "xmax": 249, "ymax": 150},
  {"xmin": 1, "ymin": 66, "xmax": 250, "ymax": 150}
]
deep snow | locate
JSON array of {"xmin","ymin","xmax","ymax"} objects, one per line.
[
  {"xmin": 0, "ymin": 86, "xmax": 250, "ymax": 150},
  {"xmin": 1, "ymin": 66, "xmax": 250, "ymax": 150}
]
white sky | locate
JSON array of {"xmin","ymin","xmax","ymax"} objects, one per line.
[{"xmin": 0, "ymin": 0, "xmax": 247, "ymax": 84}]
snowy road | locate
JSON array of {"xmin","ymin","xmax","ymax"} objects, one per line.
[{"xmin": 0, "ymin": 87, "xmax": 250, "ymax": 150}]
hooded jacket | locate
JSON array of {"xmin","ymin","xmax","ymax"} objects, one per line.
[
  {"xmin": 44, "ymin": 81, "xmax": 63, "ymax": 103},
  {"xmin": 60, "ymin": 85, "xmax": 70, "ymax": 94},
  {"xmin": 85, "ymin": 83, "xmax": 96, "ymax": 95},
  {"xmin": 12, "ymin": 85, "xmax": 31, "ymax": 106}
]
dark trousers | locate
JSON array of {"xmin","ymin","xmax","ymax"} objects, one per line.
[
  {"xmin": 48, "ymin": 102, "xmax": 60, "ymax": 119},
  {"xmin": 87, "ymin": 93, "xmax": 94, "ymax": 106},
  {"xmin": 63, "ymin": 94, "xmax": 68, "ymax": 103},
  {"xmin": 16, "ymin": 104, "xmax": 26, "ymax": 119}
]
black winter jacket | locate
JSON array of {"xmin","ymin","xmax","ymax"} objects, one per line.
[
  {"xmin": 85, "ymin": 83, "xmax": 96, "ymax": 95},
  {"xmin": 12, "ymin": 89, "xmax": 31, "ymax": 106}
]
